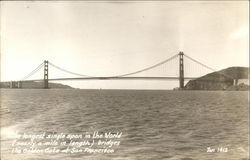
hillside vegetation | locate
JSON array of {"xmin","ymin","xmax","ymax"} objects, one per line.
[{"xmin": 185, "ymin": 67, "xmax": 249, "ymax": 90}]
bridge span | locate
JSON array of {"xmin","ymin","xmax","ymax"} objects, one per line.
[{"xmin": 3, "ymin": 52, "xmax": 223, "ymax": 89}]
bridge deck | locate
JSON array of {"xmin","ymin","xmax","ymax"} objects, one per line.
[{"xmin": 16, "ymin": 76, "xmax": 196, "ymax": 82}]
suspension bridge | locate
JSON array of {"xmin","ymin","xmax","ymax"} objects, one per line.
[{"xmin": 6, "ymin": 52, "xmax": 222, "ymax": 89}]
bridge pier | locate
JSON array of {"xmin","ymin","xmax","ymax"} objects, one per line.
[
  {"xmin": 44, "ymin": 60, "xmax": 49, "ymax": 89},
  {"xmin": 18, "ymin": 81, "xmax": 22, "ymax": 88},
  {"xmin": 9, "ymin": 81, "xmax": 22, "ymax": 88},
  {"xmin": 233, "ymin": 79, "xmax": 238, "ymax": 86},
  {"xmin": 179, "ymin": 52, "xmax": 184, "ymax": 89},
  {"xmin": 10, "ymin": 81, "xmax": 14, "ymax": 88}
]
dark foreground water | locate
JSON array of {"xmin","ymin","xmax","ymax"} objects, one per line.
[{"xmin": 0, "ymin": 89, "xmax": 249, "ymax": 160}]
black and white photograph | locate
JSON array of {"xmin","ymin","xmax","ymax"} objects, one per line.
[{"xmin": 0, "ymin": 1, "xmax": 249, "ymax": 160}]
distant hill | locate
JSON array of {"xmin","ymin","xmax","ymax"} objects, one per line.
[
  {"xmin": 0, "ymin": 81, "xmax": 73, "ymax": 89},
  {"xmin": 185, "ymin": 67, "xmax": 249, "ymax": 90}
]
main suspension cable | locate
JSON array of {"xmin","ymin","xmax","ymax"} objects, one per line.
[
  {"xmin": 22, "ymin": 62, "xmax": 44, "ymax": 80},
  {"xmin": 111, "ymin": 53, "xmax": 179, "ymax": 77},
  {"xmin": 48, "ymin": 54, "xmax": 179, "ymax": 78},
  {"xmin": 48, "ymin": 62, "xmax": 95, "ymax": 77},
  {"xmin": 184, "ymin": 54, "xmax": 234, "ymax": 79}
]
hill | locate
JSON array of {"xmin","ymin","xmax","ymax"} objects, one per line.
[
  {"xmin": 0, "ymin": 81, "xmax": 73, "ymax": 89},
  {"xmin": 184, "ymin": 67, "xmax": 249, "ymax": 90}
]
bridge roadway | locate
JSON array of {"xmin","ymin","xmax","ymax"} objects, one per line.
[{"xmin": 21, "ymin": 76, "xmax": 196, "ymax": 82}]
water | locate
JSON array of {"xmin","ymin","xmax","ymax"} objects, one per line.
[{"xmin": 0, "ymin": 89, "xmax": 249, "ymax": 160}]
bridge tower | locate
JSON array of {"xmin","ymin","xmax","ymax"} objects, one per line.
[
  {"xmin": 44, "ymin": 60, "xmax": 49, "ymax": 89},
  {"xmin": 179, "ymin": 52, "xmax": 184, "ymax": 89}
]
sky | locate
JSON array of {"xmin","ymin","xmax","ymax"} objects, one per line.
[{"xmin": 0, "ymin": 1, "xmax": 249, "ymax": 89}]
